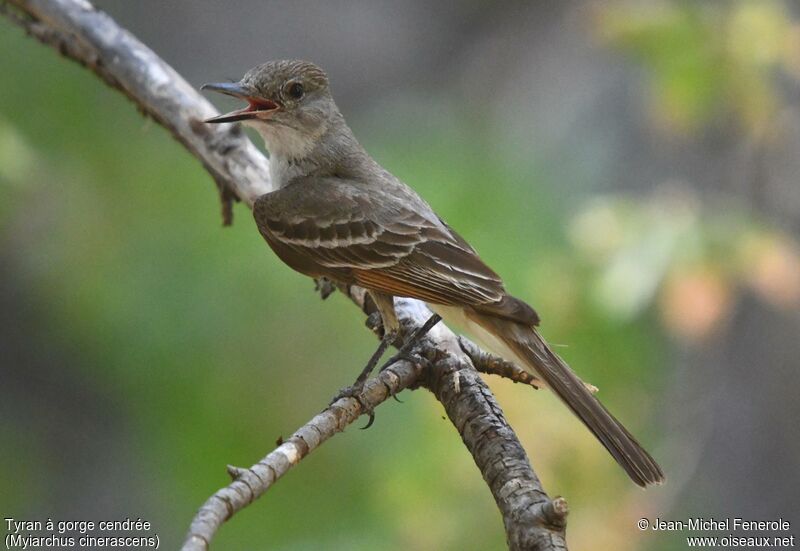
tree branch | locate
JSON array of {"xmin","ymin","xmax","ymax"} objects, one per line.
[
  {"xmin": 184, "ymin": 357, "xmax": 425, "ymax": 551},
  {"xmin": 424, "ymin": 334, "xmax": 569, "ymax": 551},
  {"xmin": 1, "ymin": 1, "xmax": 569, "ymax": 549}
]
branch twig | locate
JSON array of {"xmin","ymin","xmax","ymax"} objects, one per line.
[
  {"xmin": 1, "ymin": 1, "xmax": 569, "ymax": 549},
  {"xmin": 459, "ymin": 335, "xmax": 542, "ymax": 389}
]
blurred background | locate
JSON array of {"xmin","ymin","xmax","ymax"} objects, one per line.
[{"xmin": 1, "ymin": 1, "xmax": 799, "ymax": 549}]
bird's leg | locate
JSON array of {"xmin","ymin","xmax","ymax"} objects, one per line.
[
  {"xmin": 353, "ymin": 327, "xmax": 398, "ymax": 386},
  {"xmin": 329, "ymin": 292, "xmax": 400, "ymax": 427},
  {"xmin": 357, "ymin": 291, "xmax": 401, "ymax": 383},
  {"xmin": 379, "ymin": 313, "xmax": 442, "ymax": 373}
]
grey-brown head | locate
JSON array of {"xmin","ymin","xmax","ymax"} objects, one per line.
[{"xmin": 203, "ymin": 60, "xmax": 340, "ymax": 159}]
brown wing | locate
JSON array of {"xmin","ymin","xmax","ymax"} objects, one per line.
[{"xmin": 254, "ymin": 178, "xmax": 539, "ymax": 325}]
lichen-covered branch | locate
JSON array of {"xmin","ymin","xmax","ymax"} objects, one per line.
[
  {"xmin": 423, "ymin": 351, "xmax": 568, "ymax": 550},
  {"xmin": 1, "ymin": 1, "xmax": 569, "ymax": 549},
  {"xmin": 184, "ymin": 357, "xmax": 425, "ymax": 551}
]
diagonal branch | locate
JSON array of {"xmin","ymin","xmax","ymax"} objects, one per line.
[
  {"xmin": 184, "ymin": 357, "xmax": 426, "ymax": 551},
  {"xmin": 1, "ymin": 1, "xmax": 569, "ymax": 549}
]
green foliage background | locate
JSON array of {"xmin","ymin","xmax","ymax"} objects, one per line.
[{"xmin": 2, "ymin": 2, "xmax": 798, "ymax": 550}]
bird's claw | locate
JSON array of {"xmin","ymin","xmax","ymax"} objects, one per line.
[
  {"xmin": 330, "ymin": 382, "xmax": 365, "ymax": 406},
  {"xmin": 379, "ymin": 349, "xmax": 426, "ymax": 403},
  {"xmin": 329, "ymin": 382, "xmax": 377, "ymax": 429},
  {"xmin": 361, "ymin": 410, "xmax": 376, "ymax": 429}
]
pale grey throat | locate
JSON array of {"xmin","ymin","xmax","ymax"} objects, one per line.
[{"xmin": 243, "ymin": 117, "xmax": 320, "ymax": 187}]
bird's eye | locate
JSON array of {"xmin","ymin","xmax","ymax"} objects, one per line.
[{"xmin": 287, "ymin": 82, "xmax": 304, "ymax": 100}]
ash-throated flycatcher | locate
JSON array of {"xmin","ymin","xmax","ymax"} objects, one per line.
[{"xmin": 203, "ymin": 60, "xmax": 664, "ymax": 487}]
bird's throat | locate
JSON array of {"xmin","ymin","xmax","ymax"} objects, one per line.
[
  {"xmin": 245, "ymin": 123, "xmax": 317, "ymax": 188},
  {"xmin": 268, "ymin": 153, "xmax": 307, "ymax": 189}
]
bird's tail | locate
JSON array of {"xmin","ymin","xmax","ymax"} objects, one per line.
[{"xmin": 469, "ymin": 312, "xmax": 665, "ymax": 487}]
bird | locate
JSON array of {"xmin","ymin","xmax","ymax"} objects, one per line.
[{"xmin": 202, "ymin": 59, "xmax": 664, "ymax": 487}]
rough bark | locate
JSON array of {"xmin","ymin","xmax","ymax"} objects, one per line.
[{"xmin": 1, "ymin": 1, "xmax": 569, "ymax": 549}]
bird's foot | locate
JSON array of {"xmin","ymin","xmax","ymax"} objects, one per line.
[
  {"xmin": 330, "ymin": 328, "xmax": 399, "ymax": 428},
  {"xmin": 379, "ymin": 314, "xmax": 441, "ymax": 374},
  {"xmin": 377, "ymin": 348, "xmax": 426, "ymax": 404},
  {"xmin": 329, "ymin": 381, "xmax": 365, "ymax": 406},
  {"xmin": 329, "ymin": 381, "xmax": 376, "ymax": 429},
  {"xmin": 378, "ymin": 315, "xmax": 441, "ymax": 402}
]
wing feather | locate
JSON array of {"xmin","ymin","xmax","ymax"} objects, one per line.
[{"xmin": 253, "ymin": 177, "xmax": 539, "ymax": 325}]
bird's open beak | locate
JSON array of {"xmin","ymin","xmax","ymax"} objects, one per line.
[{"xmin": 201, "ymin": 82, "xmax": 280, "ymax": 123}]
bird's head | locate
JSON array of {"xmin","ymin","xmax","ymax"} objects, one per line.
[{"xmin": 202, "ymin": 60, "xmax": 337, "ymax": 159}]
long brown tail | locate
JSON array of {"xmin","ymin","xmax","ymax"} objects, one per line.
[{"xmin": 470, "ymin": 312, "xmax": 665, "ymax": 487}]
